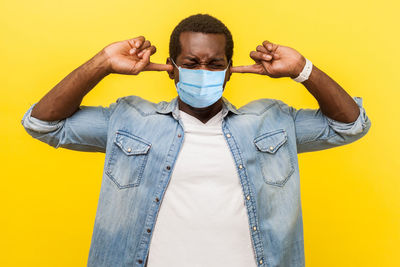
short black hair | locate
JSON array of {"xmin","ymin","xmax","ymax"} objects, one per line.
[{"xmin": 169, "ymin": 13, "xmax": 234, "ymax": 63}]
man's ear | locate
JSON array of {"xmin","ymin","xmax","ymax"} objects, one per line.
[
  {"xmin": 166, "ymin": 58, "xmax": 175, "ymax": 79},
  {"xmin": 227, "ymin": 70, "xmax": 231, "ymax": 82}
]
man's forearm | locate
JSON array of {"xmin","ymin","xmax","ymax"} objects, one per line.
[
  {"xmin": 31, "ymin": 50, "xmax": 110, "ymax": 121},
  {"xmin": 301, "ymin": 64, "xmax": 360, "ymax": 123}
]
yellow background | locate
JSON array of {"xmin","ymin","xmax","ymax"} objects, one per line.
[{"xmin": 1, "ymin": 0, "xmax": 399, "ymax": 266}]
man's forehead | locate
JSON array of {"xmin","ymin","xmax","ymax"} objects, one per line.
[{"xmin": 178, "ymin": 32, "xmax": 226, "ymax": 59}]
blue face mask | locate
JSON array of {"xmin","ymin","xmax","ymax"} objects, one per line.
[{"xmin": 170, "ymin": 58, "xmax": 231, "ymax": 108}]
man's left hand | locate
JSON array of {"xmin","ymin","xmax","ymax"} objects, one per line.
[{"xmin": 230, "ymin": 40, "xmax": 306, "ymax": 78}]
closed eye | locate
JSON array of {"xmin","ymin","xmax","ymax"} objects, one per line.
[{"xmin": 182, "ymin": 63, "xmax": 197, "ymax": 68}]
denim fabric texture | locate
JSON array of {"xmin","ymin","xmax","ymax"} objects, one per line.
[{"xmin": 21, "ymin": 95, "xmax": 371, "ymax": 267}]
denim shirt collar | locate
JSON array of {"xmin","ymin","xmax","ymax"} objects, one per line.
[{"xmin": 155, "ymin": 96, "xmax": 241, "ymax": 120}]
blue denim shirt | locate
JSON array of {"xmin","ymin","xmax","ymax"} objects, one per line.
[{"xmin": 21, "ymin": 95, "xmax": 371, "ymax": 267}]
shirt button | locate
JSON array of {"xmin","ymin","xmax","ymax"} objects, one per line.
[
  {"xmin": 155, "ymin": 197, "xmax": 159, "ymax": 202},
  {"xmin": 253, "ymin": 226, "xmax": 257, "ymax": 231},
  {"xmin": 239, "ymin": 164, "xmax": 243, "ymax": 169},
  {"xmin": 226, "ymin": 133, "xmax": 231, "ymax": 138},
  {"xmin": 166, "ymin": 165, "xmax": 171, "ymax": 170},
  {"xmin": 147, "ymin": 228, "xmax": 151, "ymax": 233},
  {"xmin": 269, "ymin": 146, "xmax": 274, "ymax": 151},
  {"xmin": 127, "ymin": 148, "xmax": 132, "ymax": 152},
  {"xmin": 246, "ymin": 195, "xmax": 250, "ymax": 200},
  {"xmin": 137, "ymin": 259, "xmax": 143, "ymax": 264},
  {"xmin": 178, "ymin": 134, "xmax": 182, "ymax": 138},
  {"xmin": 259, "ymin": 259, "xmax": 263, "ymax": 264}
]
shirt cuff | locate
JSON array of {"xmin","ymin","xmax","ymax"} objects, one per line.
[
  {"xmin": 325, "ymin": 96, "xmax": 369, "ymax": 135},
  {"xmin": 21, "ymin": 103, "xmax": 65, "ymax": 133}
]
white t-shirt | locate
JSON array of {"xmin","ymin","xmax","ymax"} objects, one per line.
[{"xmin": 146, "ymin": 108, "xmax": 257, "ymax": 267}]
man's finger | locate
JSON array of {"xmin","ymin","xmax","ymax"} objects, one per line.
[
  {"xmin": 272, "ymin": 53, "xmax": 280, "ymax": 60},
  {"xmin": 255, "ymin": 46, "xmax": 280, "ymax": 60},
  {"xmin": 128, "ymin": 36, "xmax": 145, "ymax": 49},
  {"xmin": 137, "ymin": 40, "xmax": 151, "ymax": 53},
  {"xmin": 262, "ymin": 40, "xmax": 278, "ymax": 52},
  {"xmin": 132, "ymin": 36, "xmax": 146, "ymax": 49},
  {"xmin": 138, "ymin": 45, "xmax": 156, "ymax": 57},
  {"xmin": 143, "ymin": 63, "xmax": 173, "ymax": 72},
  {"xmin": 250, "ymin": 51, "xmax": 273, "ymax": 62},
  {"xmin": 133, "ymin": 49, "xmax": 152, "ymax": 73},
  {"xmin": 262, "ymin": 40, "xmax": 273, "ymax": 51},
  {"xmin": 256, "ymin": 45, "xmax": 269, "ymax": 54},
  {"xmin": 230, "ymin": 64, "xmax": 260, "ymax": 74}
]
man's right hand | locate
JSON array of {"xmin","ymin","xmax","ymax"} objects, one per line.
[
  {"xmin": 102, "ymin": 36, "xmax": 173, "ymax": 75},
  {"xmin": 30, "ymin": 36, "xmax": 173, "ymax": 121}
]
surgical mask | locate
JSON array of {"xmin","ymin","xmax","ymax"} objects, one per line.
[{"xmin": 170, "ymin": 58, "xmax": 230, "ymax": 108}]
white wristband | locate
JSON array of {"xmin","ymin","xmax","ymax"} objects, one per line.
[{"xmin": 292, "ymin": 58, "xmax": 313, "ymax": 83}]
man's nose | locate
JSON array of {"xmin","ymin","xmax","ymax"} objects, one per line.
[{"xmin": 196, "ymin": 63, "xmax": 210, "ymax": 70}]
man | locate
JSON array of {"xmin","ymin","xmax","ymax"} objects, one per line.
[{"xmin": 21, "ymin": 14, "xmax": 371, "ymax": 267}]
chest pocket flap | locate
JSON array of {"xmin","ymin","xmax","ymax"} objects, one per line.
[
  {"xmin": 114, "ymin": 132, "xmax": 151, "ymax": 155},
  {"xmin": 253, "ymin": 129, "xmax": 294, "ymax": 187},
  {"xmin": 254, "ymin": 129, "xmax": 287, "ymax": 153},
  {"xmin": 106, "ymin": 130, "xmax": 151, "ymax": 189}
]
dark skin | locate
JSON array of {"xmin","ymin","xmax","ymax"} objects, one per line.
[
  {"xmin": 31, "ymin": 33, "xmax": 359, "ymax": 127},
  {"xmin": 166, "ymin": 32, "xmax": 231, "ymax": 124}
]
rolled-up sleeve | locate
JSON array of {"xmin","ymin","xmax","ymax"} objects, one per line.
[
  {"xmin": 21, "ymin": 101, "xmax": 118, "ymax": 153},
  {"xmin": 286, "ymin": 96, "xmax": 371, "ymax": 153},
  {"xmin": 325, "ymin": 97, "xmax": 368, "ymax": 135},
  {"xmin": 21, "ymin": 103, "xmax": 64, "ymax": 133}
]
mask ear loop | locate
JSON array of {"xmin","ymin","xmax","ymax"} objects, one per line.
[
  {"xmin": 225, "ymin": 60, "xmax": 231, "ymax": 72},
  {"xmin": 170, "ymin": 57, "xmax": 179, "ymax": 70}
]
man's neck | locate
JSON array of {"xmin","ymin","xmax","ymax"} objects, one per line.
[{"xmin": 178, "ymin": 97, "xmax": 223, "ymax": 124}]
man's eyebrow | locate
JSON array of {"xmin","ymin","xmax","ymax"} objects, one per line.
[{"xmin": 183, "ymin": 56, "xmax": 197, "ymax": 60}]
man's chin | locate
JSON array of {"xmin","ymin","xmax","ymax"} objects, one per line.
[{"xmin": 178, "ymin": 96, "xmax": 222, "ymax": 112}]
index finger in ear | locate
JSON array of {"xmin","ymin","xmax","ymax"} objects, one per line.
[
  {"xmin": 230, "ymin": 64, "xmax": 259, "ymax": 74},
  {"xmin": 143, "ymin": 63, "xmax": 174, "ymax": 72}
]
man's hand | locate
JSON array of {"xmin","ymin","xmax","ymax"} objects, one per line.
[
  {"xmin": 230, "ymin": 39, "xmax": 361, "ymax": 123},
  {"xmin": 31, "ymin": 36, "xmax": 174, "ymax": 121},
  {"xmin": 103, "ymin": 36, "xmax": 173, "ymax": 75},
  {"xmin": 230, "ymin": 40, "xmax": 306, "ymax": 78}
]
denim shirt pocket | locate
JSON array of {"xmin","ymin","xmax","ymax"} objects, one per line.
[
  {"xmin": 106, "ymin": 130, "xmax": 151, "ymax": 189},
  {"xmin": 253, "ymin": 129, "xmax": 295, "ymax": 187}
]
